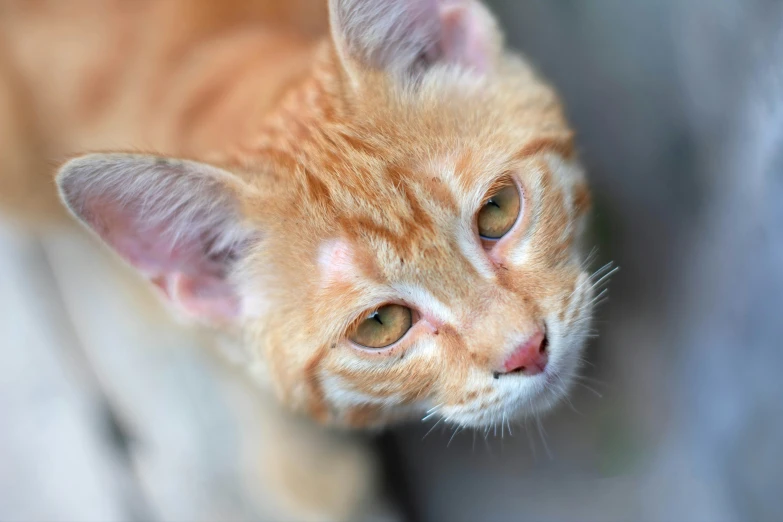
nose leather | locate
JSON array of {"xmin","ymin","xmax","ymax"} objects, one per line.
[{"xmin": 502, "ymin": 330, "xmax": 547, "ymax": 375}]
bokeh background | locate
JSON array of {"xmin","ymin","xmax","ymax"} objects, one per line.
[{"xmin": 2, "ymin": 1, "xmax": 782, "ymax": 521}]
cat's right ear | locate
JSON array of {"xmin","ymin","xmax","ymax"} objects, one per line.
[
  {"xmin": 56, "ymin": 153, "xmax": 259, "ymax": 326},
  {"xmin": 329, "ymin": 0, "xmax": 500, "ymax": 84}
]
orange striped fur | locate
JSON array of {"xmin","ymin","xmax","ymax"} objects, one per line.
[{"xmin": 2, "ymin": 0, "xmax": 594, "ymax": 429}]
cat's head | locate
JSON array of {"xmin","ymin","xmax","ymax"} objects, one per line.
[{"xmin": 56, "ymin": 0, "xmax": 595, "ymax": 429}]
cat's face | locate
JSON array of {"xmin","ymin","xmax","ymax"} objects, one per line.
[
  {"xmin": 241, "ymin": 66, "xmax": 593, "ymax": 428},
  {"xmin": 57, "ymin": 0, "xmax": 594, "ymax": 429}
]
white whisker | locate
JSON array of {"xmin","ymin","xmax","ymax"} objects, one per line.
[
  {"xmin": 524, "ymin": 419, "xmax": 537, "ymax": 458},
  {"xmin": 421, "ymin": 407, "xmax": 441, "ymax": 422},
  {"xmin": 586, "ymin": 288, "xmax": 609, "ymax": 307},
  {"xmin": 575, "ymin": 381, "xmax": 604, "ymax": 398},
  {"xmin": 425, "ymin": 403, "xmax": 443, "ymax": 414},
  {"xmin": 447, "ymin": 426, "xmax": 464, "ymax": 447},
  {"xmin": 536, "ymin": 417, "xmax": 552, "ymax": 460},
  {"xmin": 422, "ymin": 418, "xmax": 443, "ymax": 440},
  {"xmin": 590, "ymin": 261, "xmax": 615, "ymax": 280},
  {"xmin": 581, "ymin": 247, "xmax": 599, "ymax": 271},
  {"xmin": 590, "ymin": 266, "xmax": 619, "ymax": 290}
]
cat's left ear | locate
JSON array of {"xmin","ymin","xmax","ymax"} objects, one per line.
[
  {"xmin": 56, "ymin": 153, "xmax": 259, "ymax": 326},
  {"xmin": 329, "ymin": 0, "xmax": 500, "ymax": 83}
]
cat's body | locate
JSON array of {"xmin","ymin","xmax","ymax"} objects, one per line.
[
  {"xmin": 0, "ymin": 0, "xmax": 325, "ymax": 220},
  {"xmin": 1, "ymin": 0, "xmax": 594, "ymax": 430}
]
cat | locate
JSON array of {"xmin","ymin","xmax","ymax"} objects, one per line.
[{"xmin": 1, "ymin": 0, "xmax": 594, "ymax": 430}]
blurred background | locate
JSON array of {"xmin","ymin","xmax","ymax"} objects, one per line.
[{"xmin": 2, "ymin": 0, "xmax": 782, "ymax": 521}]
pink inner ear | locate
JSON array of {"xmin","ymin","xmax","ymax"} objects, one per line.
[
  {"xmin": 439, "ymin": 1, "xmax": 492, "ymax": 73},
  {"xmin": 169, "ymin": 273, "xmax": 240, "ymax": 323},
  {"xmin": 92, "ymin": 203, "xmax": 216, "ymax": 275},
  {"xmin": 318, "ymin": 239, "xmax": 357, "ymax": 285},
  {"xmin": 85, "ymin": 195, "xmax": 242, "ymax": 322},
  {"xmin": 332, "ymin": 0, "xmax": 495, "ymax": 78}
]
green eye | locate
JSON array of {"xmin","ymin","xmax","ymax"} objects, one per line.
[
  {"xmin": 349, "ymin": 304, "xmax": 412, "ymax": 349},
  {"xmin": 477, "ymin": 184, "xmax": 521, "ymax": 239}
]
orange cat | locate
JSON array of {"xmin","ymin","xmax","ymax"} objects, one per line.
[{"xmin": 2, "ymin": 0, "xmax": 594, "ymax": 429}]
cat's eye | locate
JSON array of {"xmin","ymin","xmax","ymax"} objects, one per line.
[
  {"xmin": 349, "ymin": 304, "xmax": 413, "ymax": 349},
  {"xmin": 477, "ymin": 183, "xmax": 521, "ymax": 239}
]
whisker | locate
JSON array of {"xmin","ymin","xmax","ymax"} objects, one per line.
[
  {"xmin": 447, "ymin": 426, "xmax": 464, "ymax": 447},
  {"xmin": 524, "ymin": 419, "xmax": 537, "ymax": 459},
  {"xmin": 569, "ymin": 314, "xmax": 594, "ymax": 324},
  {"xmin": 422, "ymin": 418, "xmax": 443, "ymax": 440},
  {"xmin": 589, "ymin": 266, "xmax": 619, "ymax": 291},
  {"xmin": 572, "ymin": 374, "xmax": 610, "ymax": 389},
  {"xmin": 586, "ymin": 288, "xmax": 609, "ymax": 308},
  {"xmin": 425, "ymin": 403, "xmax": 443, "ymax": 414},
  {"xmin": 569, "ymin": 274, "xmax": 595, "ymax": 299},
  {"xmin": 582, "ymin": 247, "xmax": 599, "ymax": 271},
  {"xmin": 536, "ymin": 417, "xmax": 553, "ymax": 460},
  {"xmin": 482, "ymin": 433, "xmax": 494, "ymax": 458},
  {"xmin": 555, "ymin": 375, "xmax": 582, "ymax": 415},
  {"xmin": 421, "ymin": 408, "xmax": 440, "ymax": 422},
  {"xmin": 590, "ymin": 261, "xmax": 615, "ymax": 280},
  {"xmin": 575, "ymin": 381, "xmax": 604, "ymax": 398}
]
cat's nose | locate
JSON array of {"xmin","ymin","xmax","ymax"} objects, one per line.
[{"xmin": 498, "ymin": 330, "xmax": 548, "ymax": 376}]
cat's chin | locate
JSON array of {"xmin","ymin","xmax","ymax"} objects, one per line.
[
  {"xmin": 440, "ymin": 357, "xmax": 580, "ymax": 430},
  {"xmin": 502, "ymin": 374, "xmax": 572, "ymax": 422},
  {"xmin": 520, "ymin": 371, "xmax": 574, "ymax": 416},
  {"xmin": 511, "ymin": 356, "xmax": 581, "ymax": 420}
]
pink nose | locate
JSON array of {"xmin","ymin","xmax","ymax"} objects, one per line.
[{"xmin": 500, "ymin": 330, "xmax": 548, "ymax": 376}]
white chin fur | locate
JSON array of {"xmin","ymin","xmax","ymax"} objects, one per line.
[{"xmin": 434, "ymin": 329, "xmax": 586, "ymax": 429}]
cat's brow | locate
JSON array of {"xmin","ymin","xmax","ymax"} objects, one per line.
[
  {"xmin": 514, "ymin": 135, "xmax": 575, "ymax": 161},
  {"xmin": 394, "ymin": 283, "xmax": 456, "ymax": 324},
  {"xmin": 456, "ymin": 226, "xmax": 497, "ymax": 281}
]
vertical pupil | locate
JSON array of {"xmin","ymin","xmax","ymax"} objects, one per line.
[
  {"xmin": 488, "ymin": 198, "xmax": 501, "ymax": 209},
  {"xmin": 371, "ymin": 312, "xmax": 383, "ymax": 325}
]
